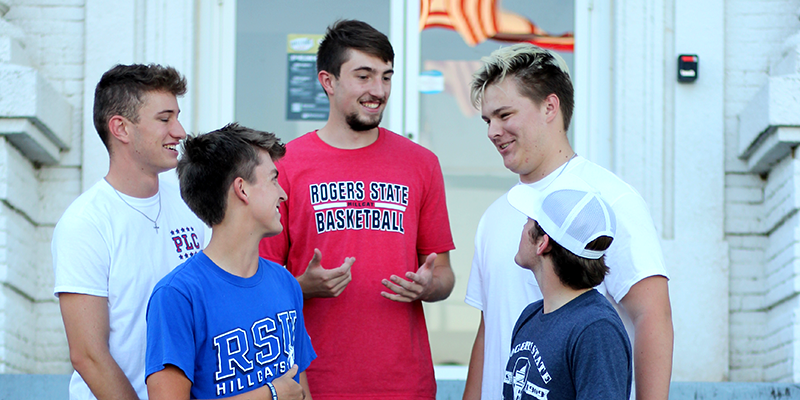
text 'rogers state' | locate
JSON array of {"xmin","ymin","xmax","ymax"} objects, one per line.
[{"xmin": 309, "ymin": 180, "xmax": 409, "ymax": 234}]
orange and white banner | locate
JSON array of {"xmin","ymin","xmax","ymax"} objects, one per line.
[{"xmin": 420, "ymin": 0, "xmax": 574, "ymax": 52}]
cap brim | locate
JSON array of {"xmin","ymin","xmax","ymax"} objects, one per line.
[{"xmin": 507, "ymin": 184, "xmax": 544, "ymax": 222}]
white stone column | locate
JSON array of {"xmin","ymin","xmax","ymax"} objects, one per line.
[{"xmin": 611, "ymin": 0, "xmax": 729, "ymax": 381}]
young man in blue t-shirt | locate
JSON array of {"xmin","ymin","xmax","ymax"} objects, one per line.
[
  {"xmin": 503, "ymin": 174, "xmax": 631, "ymax": 400},
  {"xmin": 145, "ymin": 123, "xmax": 315, "ymax": 400}
]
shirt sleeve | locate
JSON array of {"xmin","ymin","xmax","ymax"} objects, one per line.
[
  {"xmin": 415, "ymin": 155, "xmax": 455, "ymax": 256},
  {"xmin": 52, "ymin": 212, "xmax": 111, "ymax": 298},
  {"xmin": 572, "ymin": 319, "xmax": 632, "ymax": 400},
  {"xmin": 602, "ymin": 192, "xmax": 669, "ymax": 303},
  {"xmin": 464, "ymin": 211, "xmax": 488, "ymax": 311},
  {"xmin": 145, "ymin": 284, "xmax": 197, "ymax": 383}
]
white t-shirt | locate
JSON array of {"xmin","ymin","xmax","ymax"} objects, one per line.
[
  {"xmin": 465, "ymin": 156, "xmax": 668, "ymax": 399},
  {"xmin": 52, "ymin": 178, "xmax": 206, "ymax": 400}
]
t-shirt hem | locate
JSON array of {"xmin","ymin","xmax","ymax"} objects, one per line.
[
  {"xmin": 52, "ymin": 286, "xmax": 107, "ymax": 298},
  {"xmin": 146, "ymin": 359, "xmax": 195, "ymax": 384},
  {"xmin": 464, "ymin": 295, "xmax": 483, "ymax": 311},
  {"xmin": 417, "ymin": 243, "xmax": 456, "ymax": 255},
  {"xmin": 609, "ymin": 271, "xmax": 670, "ymax": 303}
]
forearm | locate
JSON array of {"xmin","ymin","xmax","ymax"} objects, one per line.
[
  {"xmin": 60, "ymin": 293, "xmax": 138, "ymax": 400},
  {"xmin": 149, "ymin": 365, "xmax": 276, "ymax": 400},
  {"xmin": 421, "ymin": 252, "xmax": 454, "ymax": 302},
  {"xmin": 632, "ymin": 312, "xmax": 673, "ymax": 400},
  {"xmin": 296, "ymin": 273, "xmax": 317, "ymax": 299},
  {"xmin": 423, "ymin": 267, "xmax": 454, "ymax": 302},
  {"xmin": 72, "ymin": 355, "xmax": 139, "ymax": 400},
  {"xmin": 299, "ymin": 371, "xmax": 312, "ymax": 400},
  {"xmin": 462, "ymin": 315, "xmax": 485, "ymax": 400},
  {"xmin": 620, "ymin": 276, "xmax": 673, "ymax": 400}
]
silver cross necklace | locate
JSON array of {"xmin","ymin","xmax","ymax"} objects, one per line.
[{"xmin": 106, "ymin": 179, "xmax": 162, "ymax": 233}]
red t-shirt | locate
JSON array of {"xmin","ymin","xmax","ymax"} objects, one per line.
[{"xmin": 259, "ymin": 129, "xmax": 454, "ymax": 399}]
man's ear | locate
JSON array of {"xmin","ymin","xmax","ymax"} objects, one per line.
[
  {"xmin": 108, "ymin": 115, "xmax": 131, "ymax": 144},
  {"xmin": 537, "ymin": 234, "xmax": 552, "ymax": 256},
  {"xmin": 318, "ymin": 70, "xmax": 335, "ymax": 96},
  {"xmin": 233, "ymin": 177, "xmax": 249, "ymax": 205},
  {"xmin": 543, "ymin": 93, "xmax": 560, "ymax": 124}
]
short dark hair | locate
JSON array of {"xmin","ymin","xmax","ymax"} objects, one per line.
[
  {"xmin": 471, "ymin": 43, "xmax": 574, "ymax": 131},
  {"xmin": 316, "ymin": 19, "xmax": 394, "ymax": 78},
  {"xmin": 93, "ymin": 64, "xmax": 187, "ymax": 150},
  {"xmin": 177, "ymin": 123, "xmax": 286, "ymax": 227},
  {"xmin": 529, "ymin": 220, "xmax": 611, "ymax": 290}
]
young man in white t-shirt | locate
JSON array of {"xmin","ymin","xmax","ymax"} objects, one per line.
[
  {"xmin": 52, "ymin": 64, "xmax": 205, "ymax": 400},
  {"xmin": 462, "ymin": 43, "xmax": 673, "ymax": 400}
]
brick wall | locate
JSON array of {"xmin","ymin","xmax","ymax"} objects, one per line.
[
  {"xmin": 725, "ymin": 0, "xmax": 800, "ymax": 382},
  {"xmin": 0, "ymin": 0, "xmax": 84, "ymax": 373}
]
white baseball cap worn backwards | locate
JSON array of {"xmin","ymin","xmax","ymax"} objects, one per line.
[{"xmin": 507, "ymin": 173, "xmax": 617, "ymax": 260}]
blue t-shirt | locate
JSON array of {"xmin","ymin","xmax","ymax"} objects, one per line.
[
  {"xmin": 503, "ymin": 289, "xmax": 631, "ymax": 400},
  {"xmin": 146, "ymin": 252, "xmax": 316, "ymax": 398}
]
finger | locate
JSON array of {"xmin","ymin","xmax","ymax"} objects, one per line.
[
  {"xmin": 420, "ymin": 253, "xmax": 436, "ymax": 269},
  {"xmin": 305, "ymin": 249, "xmax": 322, "ymax": 271},
  {"xmin": 406, "ymin": 266, "xmax": 432, "ymax": 284},
  {"xmin": 329, "ymin": 257, "xmax": 355, "ymax": 275},
  {"xmin": 381, "ymin": 290, "xmax": 412, "ymax": 302},
  {"xmin": 329, "ymin": 274, "xmax": 352, "ymax": 296},
  {"xmin": 281, "ymin": 364, "xmax": 299, "ymax": 380},
  {"xmin": 383, "ymin": 277, "xmax": 420, "ymax": 298},
  {"xmin": 390, "ymin": 275, "xmax": 421, "ymax": 291}
]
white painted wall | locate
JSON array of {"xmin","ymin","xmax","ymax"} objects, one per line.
[
  {"xmin": 82, "ymin": 0, "xmax": 197, "ymax": 191},
  {"xmin": 581, "ymin": 0, "xmax": 729, "ymax": 381},
  {"xmin": 668, "ymin": 0, "xmax": 729, "ymax": 381},
  {"xmin": 725, "ymin": 0, "xmax": 800, "ymax": 383}
]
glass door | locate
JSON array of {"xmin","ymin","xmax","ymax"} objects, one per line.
[{"xmin": 233, "ymin": 0, "xmax": 575, "ymax": 367}]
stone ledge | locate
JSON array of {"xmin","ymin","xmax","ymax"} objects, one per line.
[
  {"xmin": 0, "ymin": 37, "xmax": 31, "ymax": 67},
  {"xmin": 739, "ymin": 127, "xmax": 800, "ymax": 175},
  {"xmin": 737, "ymin": 69, "xmax": 800, "ymax": 174},
  {"xmin": 0, "ymin": 119, "xmax": 61, "ymax": 165},
  {"xmin": 0, "ymin": 65, "xmax": 71, "ymax": 165}
]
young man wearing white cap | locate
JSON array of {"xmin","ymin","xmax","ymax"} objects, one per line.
[
  {"xmin": 464, "ymin": 43, "xmax": 672, "ymax": 400},
  {"xmin": 503, "ymin": 175, "xmax": 631, "ymax": 400}
]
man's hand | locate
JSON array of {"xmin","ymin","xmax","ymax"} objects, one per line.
[
  {"xmin": 296, "ymin": 248, "xmax": 355, "ymax": 298},
  {"xmin": 272, "ymin": 365, "xmax": 305, "ymax": 400},
  {"xmin": 381, "ymin": 252, "xmax": 454, "ymax": 302}
]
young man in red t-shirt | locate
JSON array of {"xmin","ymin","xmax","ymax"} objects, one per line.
[{"xmin": 259, "ymin": 19, "xmax": 455, "ymax": 400}]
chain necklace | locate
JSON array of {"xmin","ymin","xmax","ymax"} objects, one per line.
[
  {"xmin": 106, "ymin": 179, "xmax": 162, "ymax": 233},
  {"xmin": 541, "ymin": 152, "xmax": 578, "ymax": 190}
]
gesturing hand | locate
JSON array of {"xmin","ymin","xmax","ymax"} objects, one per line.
[
  {"xmin": 381, "ymin": 253, "xmax": 437, "ymax": 302},
  {"xmin": 271, "ymin": 365, "xmax": 305, "ymax": 400},
  {"xmin": 297, "ymin": 248, "xmax": 355, "ymax": 298}
]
